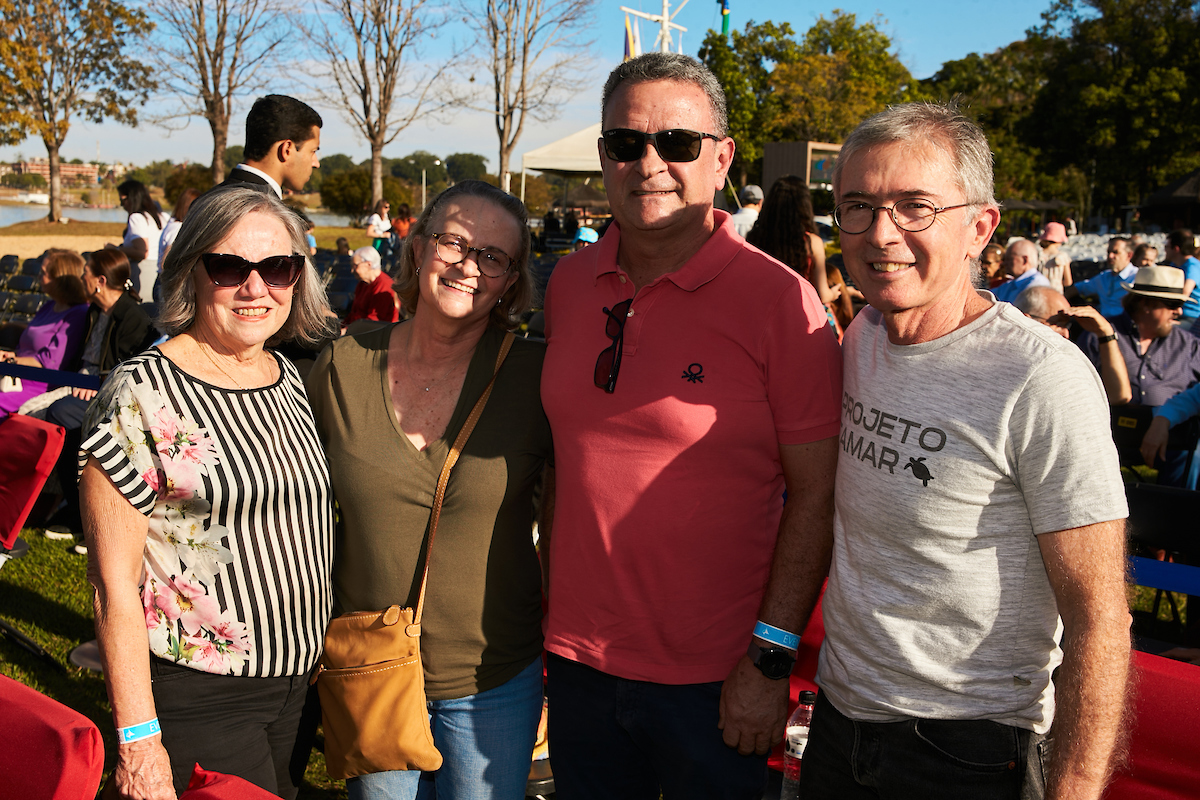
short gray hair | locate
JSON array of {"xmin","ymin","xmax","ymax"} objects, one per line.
[
  {"xmin": 394, "ymin": 180, "xmax": 533, "ymax": 330},
  {"xmin": 353, "ymin": 246, "xmax": 381, "ymax": 271},
  {"xmin": 601, "ymin": 52, "xmax": 728, "ymax": 138},
  {"xmin": 833, "ymin": 102, "xmax": 997, "ymax": 211},
  {"xmin": 1014, "ymin": 285, "xmax": 1064, "ymax": 318},
  {"xmin": 157, "ymin": 186, "xmax": 331, "ymax": 346}
]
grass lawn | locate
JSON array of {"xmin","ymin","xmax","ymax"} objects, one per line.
[{"xmin": 0, "ymin": 531, "xmax": 347, "ymax": 799}]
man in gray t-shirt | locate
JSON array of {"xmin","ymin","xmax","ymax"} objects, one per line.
[{"xmin": 801, "ymin": 104, "xmax": 1131, "ymax": 800}]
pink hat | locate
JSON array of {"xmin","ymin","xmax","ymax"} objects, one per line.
[{"xmin": 1039, "ymin": 222, "xmax": 1067, "ymax": 244}]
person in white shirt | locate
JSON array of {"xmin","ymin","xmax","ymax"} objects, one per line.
[
  {"xmin": 112, "ymin": 179, "xmax": 167, "ymax": 300},
  {"xmin": 729, "ymin": 183, "xmax": 762, "ymax": 238}
]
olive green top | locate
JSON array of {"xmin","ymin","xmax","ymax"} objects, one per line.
[{"xmin": 306, "ymin": 324, "xmax": 552, "ymax": 700}]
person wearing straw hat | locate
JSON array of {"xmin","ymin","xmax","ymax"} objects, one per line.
[{"xmin": 1079, "ymin": 265, "xmax": 1200, "ymax": 485}]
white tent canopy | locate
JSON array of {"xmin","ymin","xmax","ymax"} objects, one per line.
[
  {"xmin": 521, "ymin": 124, "xmax": 602, "ymax": 175},
  {"xmin": 519, "ymin": 124, "xmax": 602, "ymax": 201}
]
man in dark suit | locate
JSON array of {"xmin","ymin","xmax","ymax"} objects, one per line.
[{"xmin": 220, "ymin": 95, "xmax": 323, "ymax": 198}]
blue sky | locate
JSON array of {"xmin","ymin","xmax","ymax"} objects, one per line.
[{"xmin": 0, "ymin": 0, "xmax": 1054, "ymax": 173}]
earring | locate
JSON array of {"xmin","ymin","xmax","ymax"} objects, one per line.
[
  {"xmin": 496, "ymin": 296, "xmax": 502, "ymax": 306},
  {"xmin": 415, "ymin": 267, "xmax": 420, "ymax": 275}
]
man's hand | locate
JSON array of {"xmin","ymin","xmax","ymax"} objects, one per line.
[
  {"xmin": 1056, "ymin": 305, "xmax": 1113, "ymax": 337},
  {"xmin": 1141, "ymin": 416, "xmax": 1171, "ymax": 466},
  {"xmin": 113, "ymin": 738, "xmax": 176, "ymax": 800},
  {"xmin": 717, "ymin": 655, "xmax": 789, "ymax": 755}
]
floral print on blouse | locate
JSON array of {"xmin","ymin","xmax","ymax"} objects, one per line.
[{"xmin": 101, "ymin": 384, "xmax": 252, "ymax": 674}]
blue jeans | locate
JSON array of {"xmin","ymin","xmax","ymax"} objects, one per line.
[
  {"xmin": 545, "ymin": 654, "xmax": 767, "ymax": 800},
  {"xmin": 348, "ymin": 658, "xmax": 543, "ymax": 800},
  {"xmin": 799, "ymin": 691, "xmax": 1048, "ymax": 799}
]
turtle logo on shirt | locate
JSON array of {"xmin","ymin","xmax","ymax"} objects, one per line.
[{"xmin": 904, "ymin": 456, "xmax": 934, "ymax": 487}]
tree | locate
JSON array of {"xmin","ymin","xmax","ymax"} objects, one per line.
[
  {"xmin": 0, "ymin": 0, "xmax": 155, "ymax": 221},
  {"xmin": 446, "ymin": 152, "xmax": 489, "ymax": 183},
  {"xmin": 126, "ymin": 160, "xmax": 179, "ymax": 189},
  {"xmin": 224, "ymin": 145, "xmax": 244, "ymax": 171},
  {"xmin": 1026, "ymin": 0, "xmax": 1200, "ymax": 219},
  {"xmin": 306, "ymin": 0, "xmax": 457, "ymax": 207},
  {"xmin": 391, "ymin": 151, "xmax": 448, "ymax": 185},
  {"xmin": 164, "ymin": 163, "xmax": 216, "ymax": 204},
  {"xmin": 699, "ymin": 20, "xmax": 801, "ymax": 187},
  {"xmin": 770, "ymin": 11, "xmax": 917, "ymax": 144},
  {"xmin": 1, "ymin": 172, "xmax": 47, "ymax": 188},
  {"xmin": 152, "ymin": 0, "xmax": 289, "ymax": 186},
  {"xmin": 464, "ymin": 0, "xmax": 597, "ymax": 186},
  {"xmin": 320, "ymin": 168, "xmax": 413, "ymax": 222}
]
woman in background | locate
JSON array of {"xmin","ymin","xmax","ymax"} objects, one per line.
[
  {"xmin": 113, "ymin": 179, "xmax": 168, "ymax": 299},
  {"xmin": 746, "ymin": 176, "xmax": 847, "ymax": 336},
  {"xmin": 43, "ymin": 249, "xmax": 156, "ymax": 543},
  {"xmin": 366, "ymin": 199, "xmax": 392, "ymax": 263},
  {"xmin": 0, "ymin": 249, "xmax": 89, "ymax": 418},
  {"xmin": 158, "ymin": 188, "xmax": 201, "ymax": 264}
]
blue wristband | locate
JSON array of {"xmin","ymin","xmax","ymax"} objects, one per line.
[
  {"xmin": 754, "ymin": 621, "xmax": 800, "ymax": 651},
  {"xmin": 117, "ymin": 718, "xmax": 161, "ymax": 744}
]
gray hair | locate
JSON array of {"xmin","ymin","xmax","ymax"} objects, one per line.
[
  {"xmin": 394, "ymin": 180, "xmax": 533, "ymax": 330},
  {"xmin": 833, "ymin": 102, "xmax": 997, "ymax": 211},
  {"xmin": 601, "ymin": 52, "xmax": 728, "ymax": 138},
  {"xmin": 353, "ymin": 245, "xmax": 382, "ymax": 271},
  {"xmin": 157, "ymin": 186, "xmax": 332, "ymax": 346},
  {"xmin": 1014, "ymin": 285, "xmax": 1064, "ymax": 318}
]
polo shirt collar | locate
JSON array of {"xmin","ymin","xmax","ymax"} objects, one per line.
[{"xmin": 594, "ymin": 209, "xmax": 741, "ymax": 292}]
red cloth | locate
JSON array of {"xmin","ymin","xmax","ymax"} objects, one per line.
[
  {"xmin": 345, "ymin": 271, "xmax": 400, "ymax": 325},
  {"xmin": 1106, "ymin": 651, "xmax": 1200, "ymax": 799},
  {"xmin": 179, "ymin": 764, "xmax": 279, "ymax": 799},
  {"xmin": 0, "ymin": 675, "xmax": 103, "ymax": 799},
  {"xmin": 0, "ymin": 414, "xmax": 64, "ymax": 549}
]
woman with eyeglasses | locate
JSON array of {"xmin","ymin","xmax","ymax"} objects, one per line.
[
  {"xmin": 0, "ymin": 248, "xmax": 90, "ymax": 419},
  {"xmin": 112, "ymin": 178, "xmax": 168, "ymax": 301},
  {"xmin": 78, "ymin": 187, "xmax": 336, "ymax": 799},
  {"xmin": 306, "ymin": 180, "xmax": 552, "ymax": 800}
]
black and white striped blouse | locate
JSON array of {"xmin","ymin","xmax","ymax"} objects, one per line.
[{"xmin": 81, "ymin": 349, "xmax": 335, "ymax": 678}]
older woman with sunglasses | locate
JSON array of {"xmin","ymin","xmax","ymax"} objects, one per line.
[
  {"xmin": 306, "ymin": 180, "xmax": 552, "ymax": 800},
  {"xmin": 79, "ymin": 187, "xmax": 336, "ymax": 799}
]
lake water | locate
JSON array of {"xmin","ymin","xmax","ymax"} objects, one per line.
[{"xmin": 0, "ymin": 203, "xmax": 352, "ymax": 229}]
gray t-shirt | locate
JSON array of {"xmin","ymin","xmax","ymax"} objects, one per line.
[{"xmin": 817, "ymin": 297, "xmax": 1126, "ymax": 734}]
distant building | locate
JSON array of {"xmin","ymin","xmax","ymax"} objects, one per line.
[{"xmin": 10, "ymin": 159, "xmax": 99, "ymax": 186}]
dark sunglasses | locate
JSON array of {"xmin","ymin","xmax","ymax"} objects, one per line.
[
  {"xmin": 200, "ymin": 253, "xmax": 304, "ymax": 288},
  {"xmin": 601, "ymin": 128, "xmax": 722, "ymax": 163},
  {"xmin": 594, "ymin": 299, "xmax": 632, "ymax": 393}
]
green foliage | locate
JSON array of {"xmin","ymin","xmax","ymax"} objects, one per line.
[
  {"xmin": 163, "ymin": 163, "xmax": 215, "ymax": 204},
  {"xmin": 699, "ymin": 20, "xmax": 800, "ymax": 184},
  {"xmin": 391, "ymin": 151, "xmax": 448, "ymax": 185},
  {"xmin": 1, "ymin": 172, "xmax": 47, "ymax": 188},
  {"xmin": 223, "ymin": 145, "xmax": 244, "ymax": 171},
  {"xmin": 0, "ymin": 0, "xmax": 155, "ymax": 220},
  {"xmin": 320, "ymin": 169, "xmax": 414, "ymax": 222},
  {"xmin": 700, "ymin": 14, "xmax": 913, "ymax": 183},
  {"xmin": 319, "ymin": 154, "xmax": 358, "ymax": 176},
  {"xmin": 446, "ymin": 153, "xmax": 489, "ymax": 183},
  {"xmin": 125, "ymin": 159, "xmax": 177, "ymax": 189}
]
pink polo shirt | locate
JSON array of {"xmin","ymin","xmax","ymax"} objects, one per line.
[{"xmin": 541, "ymin": 211, "xmax": 842, "ymax": 684}]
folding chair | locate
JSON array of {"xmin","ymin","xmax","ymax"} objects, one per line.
[
  {"xmin": 0, "ymin": 675, "xmax": 104, "ymax": 800},
  {"xmin": 1125, "ymin": 482, "xmax": 1200, "ymax": 647},
  {"xmin": 1105, "ymin": 651, "xmax": 1200, "ymax": 799}
]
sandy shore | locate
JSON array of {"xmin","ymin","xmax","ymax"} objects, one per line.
[{"xmin": 0, "ymin": 235, "xmax": 120, "ymax": 261}]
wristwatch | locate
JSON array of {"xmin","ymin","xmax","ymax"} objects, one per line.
[
  {"xmin": 747, "ymin": 641, "xmax": 796, "ymax": 680},
  {"xmin": 1098, "ymin": 332, "xmax": 1118, "ymax": 343}
]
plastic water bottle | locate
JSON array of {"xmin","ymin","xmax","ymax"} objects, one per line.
[{"xmin": 781, "ymin": 690, "xmax": 816, "ymax": 799}]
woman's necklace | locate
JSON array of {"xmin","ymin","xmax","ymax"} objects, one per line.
[{"xmin": 199, "ymin": 341, "xmax": 250, "ymax": 390}]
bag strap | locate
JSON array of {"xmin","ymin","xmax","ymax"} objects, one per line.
[{"xmin": 412, "ymin": 331, "xmax": 515, "ymax": 625}]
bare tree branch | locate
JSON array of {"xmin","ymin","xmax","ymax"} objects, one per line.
[
  {"xmin": 463, "ymin": 0, "xmax": 597, "ymax": 184},
  {"xmin": 303, "ymin": 0, "xmax": 460, "ymax": 205},
  {"xmin": 150, "ymin": 0, "xmax": 292, "ymax": 184}
]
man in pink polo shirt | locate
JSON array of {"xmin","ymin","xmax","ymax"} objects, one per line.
[{"xmin": 540, "ymin": 52, "xmax": 843, "ymax": 799}]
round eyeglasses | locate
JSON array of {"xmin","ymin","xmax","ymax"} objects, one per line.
[
  {"xmin": 833, "ymin": 201, "xmax": 972, "ymax": 235},
  {"xmin": 428, "ymin": 232, "xmax": 513, "ymax": 278}
]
